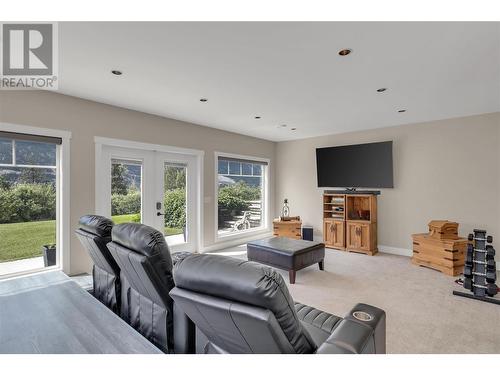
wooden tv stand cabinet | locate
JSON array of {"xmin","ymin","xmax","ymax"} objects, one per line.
[{"xmin": 322, "ymin": 190, "xmax": 379, "ymax": 255}]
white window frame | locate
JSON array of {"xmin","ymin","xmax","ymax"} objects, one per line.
[
  {"xmin": 214, "ymin": 151, "xmax": 271, "ymax": 243},
  {"xmin": 0, "ymin": 122, "xmax": 71, "ymax": 279}
]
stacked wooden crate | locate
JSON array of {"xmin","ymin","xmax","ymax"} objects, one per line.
[
  {"xmin": 273, "ymin": 218, "xmax": 302, "ymax": 239},
  {"xmin": 411, "ymin": 220, "xmax": 467, "ymax": 276}
]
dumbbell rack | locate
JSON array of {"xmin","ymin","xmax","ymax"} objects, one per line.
[{"xmin": 453, "ymin": 229, "xmax": 499, "ymax": 305}]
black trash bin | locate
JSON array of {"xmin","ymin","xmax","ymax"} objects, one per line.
[
  {"xmin": 302, "ymin": 226, "xmax": 314, "ymax": 241},
  {"xmin": 42, "ymin": 244, "xmax": 57, "ymax": 267}
]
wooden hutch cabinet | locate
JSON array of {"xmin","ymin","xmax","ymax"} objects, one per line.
[{"xmin": 323, "ymin": 191, "xmax": 378, "ymax": 255}]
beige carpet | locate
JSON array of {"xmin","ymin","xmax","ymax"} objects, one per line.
[{"xmin": 209, "ymin": 245, "xmax": 500, "ymax": 354}]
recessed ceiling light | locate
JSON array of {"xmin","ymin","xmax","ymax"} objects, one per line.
[
  {"xmin": 199, "ymin": 98, "xmax": 208, "ymax": 102},
  {"xmin": 398, "ymin": 109, "xmax": 406, "ymax": 113},
  {"xmin": 338, "ymin": 49, "xmax": 352, "ymax": 56},
  {"xmin": 111, "ymin": 70, "xmax": 122, "ymax": 76},
  {"xmin": 254, "ymin": 116, "xmax": 261, "ymax": 119},
  {"xmin": 376, "ymin": 88, "xmax": 387, "ymax": 93},
  {"xmin": 291, "ymin": 128, "xmax": 297, "ymax": 131}
]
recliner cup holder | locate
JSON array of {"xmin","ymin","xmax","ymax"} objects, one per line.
[{"xmin": 352, "ymin": 311, "xmax": 373, "ymax": 322}]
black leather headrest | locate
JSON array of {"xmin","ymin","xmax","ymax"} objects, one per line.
[
  {"xmin": 173, "ymin": 254, "xmax": 290, "ymax": 311},
  {"xmin": 78, "ymin": 215, "xmax": 113, "ymax": 237},
  {"xmin": 173, "ymin": 254, "xmax": 316, "ymax": 353},
  {"xmin": 111, "ymin": 222, "xmax": 169, "ymax": 257}
]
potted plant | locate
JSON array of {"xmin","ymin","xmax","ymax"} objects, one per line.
[{"xmin": 42, "ymin": 244, "xmax": 57, "ymax": 267}]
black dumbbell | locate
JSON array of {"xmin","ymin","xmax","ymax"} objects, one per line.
[
  {"xmin": 464, "ymin": 265, "xmax": 473, "ymax": 277},
  {"xmin": 474, "ymin": 230, "xmax": 486, "ymax": 239},
  {"xmin": 486, "ymin": 283, "xmax": 498, "ymax": 297},
  {"xmin": 468, "ymin": 233, "xmax": 474, "ymax": 241},
  {"xmin": 463, "ymin": 278, "xmax": 473, "ymax": 291},
  {"xmin": 487, "ymin": 235, "xmax": 493, "ymax": 243},
  {"xmin": 486, "ymin": 245, "xmax": 495, "ymax": 258},
  {"xmin": 486, "ymin": 258, "xmax": 496, "ymax": 269},
  {"xmin": 486, "ymin": 270, "xmax": 497, "ymax": 283}
]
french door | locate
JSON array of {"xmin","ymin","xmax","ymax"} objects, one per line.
[{"xmin": 97, "ymin": 145, "xmax": 200, "ymax": 252}]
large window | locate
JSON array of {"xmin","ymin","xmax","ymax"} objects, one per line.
[
  {"xmin": 217, "ymin": 154, "xmax": 268, "ymax": 237},
  {"xmin": 0, "ymin": 132, "xmax": 61, "ymax": 276}
]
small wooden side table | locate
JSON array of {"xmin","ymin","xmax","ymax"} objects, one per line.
[{"xmin": 273, "ymin": 218, "xmax": 302, "ymax": 240}]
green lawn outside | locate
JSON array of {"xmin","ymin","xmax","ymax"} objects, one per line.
[
  {"xmin": 112, "ymin": 213, "xmax": 141, "ymax": 225},
  {"xmin": 0, "ymin": 214, "xmax": 183, "ymax": 263},
  {"xmin": 0, "ymin": 220, "xmax": 56, "ymax": 262}
]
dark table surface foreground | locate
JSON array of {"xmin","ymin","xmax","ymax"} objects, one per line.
[{"xmin": 0, "ymin": 271, "xmax": 161, "ymax": 354}]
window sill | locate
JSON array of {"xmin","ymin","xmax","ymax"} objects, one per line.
[{"xmin": 0, "ymin": 265, "xmax": 62, "ymax": 281}]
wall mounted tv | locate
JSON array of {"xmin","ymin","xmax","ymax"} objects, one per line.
[{"xmin": 316, "ymin": 141, "xmax": 394, "ymax": 188}]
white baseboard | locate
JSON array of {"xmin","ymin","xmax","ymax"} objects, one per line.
[
  {"xmin": 201, "ymin": 231, "xmax": 273, "ymax": 253},
  {"xmin": 317, "ymin": 238, "xmax": 413, "ymax": 257},
  {"xmin": 203, "ymin": 237, "xmax": 500, "ymax": 271},
  {"xmin": 378, "ymin": 245, "xmax": 413, "ymax": 257}
]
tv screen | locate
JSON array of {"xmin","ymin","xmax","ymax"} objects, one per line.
[{"xmin": 316, "ymin": 141, "xmax": 393, "ymax": 188}]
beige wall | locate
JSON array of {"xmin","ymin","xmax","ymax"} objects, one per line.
[
  {"xmin": 0, "ymin": 91, "xmax": 275, "ymax": 275},
  {"xmin": 276, "ymin": 113, "xmax": 500, "ymax": 254},
  {"xmin": 1, "ymin": 89, "xmax": 498, "ymax": 274}
]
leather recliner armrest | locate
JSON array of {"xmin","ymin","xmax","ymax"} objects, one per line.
[
  {"xmin": 173, "ymin": 302, "xmax": 196, "ymax": 354},
  {"xmin": 316, "ymin": 303, "xmax": 386, "ymax": 354}
]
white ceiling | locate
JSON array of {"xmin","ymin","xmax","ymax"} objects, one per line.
[{"xmin": 58, "ymin": 22, "xmax": 500, "ymax": 142}]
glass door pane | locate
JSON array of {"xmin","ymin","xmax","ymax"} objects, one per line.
[
  {"xmin": 163, "ymin": 162, "xmax": 187, "ymax": 245},
  {"xmin": 110, "ymin": 159, "xmax": 143, "ymax": 225}
]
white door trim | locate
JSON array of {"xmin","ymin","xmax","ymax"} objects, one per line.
[
  {"xmin": 94, "ymin": 137, "xmax": 203, "ymax": 253},
  {"xmin": 94, "ymin": 136, "xmax": 204, "ymax": 157}
]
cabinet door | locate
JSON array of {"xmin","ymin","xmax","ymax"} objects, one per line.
[
  {"xmin": 323, "ymin": 220, "xmax": 333, "ymax": 245},
  {"xmin": 358, "ymin": 224, "xmax": 371, "ymax": 251},
  {"xmin": 346, "ymin": 222, "xmax": 359, "ymax": 249},
  {"xmin": 332, "ymin": 220, "xmax": 345, "ymax": 248}
]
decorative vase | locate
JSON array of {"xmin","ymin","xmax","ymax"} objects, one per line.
[{"xmin": 281, "ymin": 198, "xmax": 290, "ymax": 218}]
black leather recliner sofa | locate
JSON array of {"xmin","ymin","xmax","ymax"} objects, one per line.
[
  {"xmin": 106, "ymin": 222, "xmax": 195, "ymax": 354},
  {"xmin": 170, "ymin": 254, "xmax": 386, "ymax": 354},
  {"xmin": 75, "ymin": 215, "xmax": 125, "ymax": 316}
]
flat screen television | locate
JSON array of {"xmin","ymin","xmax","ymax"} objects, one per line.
[{"xmin": 316, "ymin": 141, "xmax": 393, "ymax": 188}]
